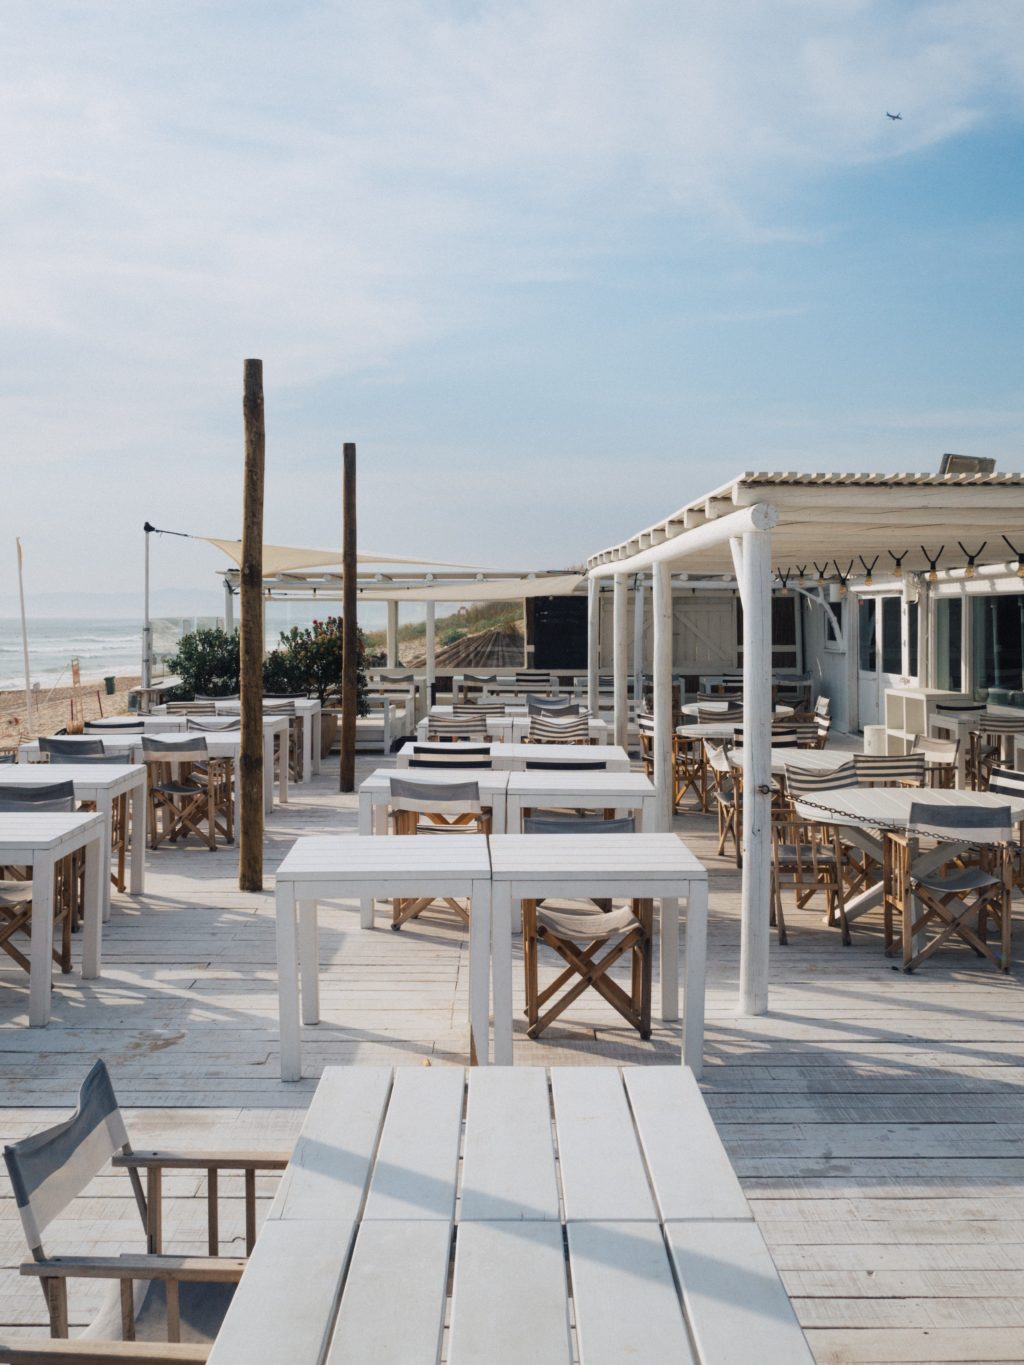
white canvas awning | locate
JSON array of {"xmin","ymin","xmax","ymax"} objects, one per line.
[
  {"xmin": 353, "ymin": 573, "xmax": 584, "ymax": 602},
  {"xmin": 201, "ymin": 538, "xmax": 493, "ymax": 576}
]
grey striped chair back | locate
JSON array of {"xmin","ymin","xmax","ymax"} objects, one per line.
[
  {"xmin": 462, "ymin": 674, "xmax": 497, "ymax": 685},
  {"xmin": 815, "ymin": 715, "xmax": 832, "ymax": 740},
  {"xmin": 165, "ymin": 700, "xmax": 216, "ymax": 714},
  {"xmin": 4, "ymin": 1060, "xmax": 131, "ymax": 1257},
  {"xmin": 734, "ymin": 726, "xmax": 798, "ymax": 748},
  {"xmin": 48, "ymin": 754, "xmax": 126, "ymax": 765},
  {"xmin": 523, "ymin": 814, "xmax": 635, "ymax": 834},
  {"xmin": 793, "ymin": 722, "xmax": 819, "ymax": 747},
  {"xmin": 987, "ymin": 767, "xmax": 1024, "ymax": 801},
  {"xmin": 427, "ymin": 717, "xmax": 488, "ymax": 741},
  {"xmin": 83, "ymin": 720, "xmax": 143, "ymax": 732},
  {"xmin": 453, "ymin": 703, "xmax": 506, "ymax": 719},
  {"xmin": 0, "ymin": 781, "xmax": 76, "ymax": 812},
  {"xmin": 698, "ymin": 706, "xmax": 742, "ymax": 723},
  {"xmin": 527, "ymin": 697, "xmax": 579, "ymax": 716},
  {"xmin": 853, "ymin": 752, "xmax": 926, "ymax": 786},
  {"xmin": 935, "ymin": 702, "xmax": 985, "ymax": 716},
  {"xmin": 974, "ymin": 716, "xmax": 1024, "ymax": 737},
  {"xmin": 186, "ymin": 718, "xmax": 239, "ymax": 731},
  {"xmin": 388, "ymin": 777, "xmax": 481, "ymax": 816},
  {"xmin": 141, "ymin": 736, "xmax": 209, "ymax": 763},
  {"xmin": 524, "ymin": 759, "xmax": 607, "ymax": 770},
  {"xmin": 39, "ymin": 737, "xmax": 105, "ymax": 759},
  {"xmin": 527, "ymin": 716, "xmax": 591, "ymax": 745},
  {"xmin": 784, "ymin": 763, "xmax": 857, "ymax": 795},
  {"xmin": 412, "ymin": 744, "xmax": 491, "ymax": 756},
  {"xmin": 408, "ymin": 749, "xmax": 492, "ymax": 768},
  {"xmin": 908, "ymin": 801, "xmax": 1013, "ymax": 845}
]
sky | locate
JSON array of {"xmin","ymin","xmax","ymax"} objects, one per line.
[{"xmin": 2, "ymin": 0, "xmax": 1023, "ymax": 614}]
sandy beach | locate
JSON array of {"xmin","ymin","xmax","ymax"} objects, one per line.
[{"xmin": 0, "ymin": 673, "xmax": 141, "ymax": 753}]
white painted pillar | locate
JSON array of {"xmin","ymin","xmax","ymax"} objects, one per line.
[
  {"xmin": 386, "ymin": 600, "xmax": 399, "ymax": 667},
  {"xmin": 652, "ymin": 562, "xmax": 673, "ymax": 832},
  {"xmin": 425, "ymin": 601, "xmax": 436, "ymax": 696},
  {"xmin": 632, "ymin": 574, "xmax": 645, "ymax": 707},
  {"xmin": 738, "ymin": 527, "xmax": 773, "ymax": 1016},
  {"xmin": 587, "ymin": 577, "xmax": 600, "ymax": 713},
  {"xmin": 223, "ymin": 578, "xmax": 235, "ymax": 634},
  {"xmin": 613, "ymin": 573, "xmax": 629, "ymax": 748}
]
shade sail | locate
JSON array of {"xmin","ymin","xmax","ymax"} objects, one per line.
[
  {"xmin": 353, "ymin": 574, "xmax": 584, "ymax": 602},
  {"xmin": 201, "ymin": 538, "xmax": 493, "ymax": 575}
]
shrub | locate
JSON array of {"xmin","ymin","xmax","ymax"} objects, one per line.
[
  {"xmin": 165, "ymin": 628, "xmax": 239, "ymax": 698},
  {"xmin": 264, "ymin": 617, "xmax": 368, "ymax": 711}
]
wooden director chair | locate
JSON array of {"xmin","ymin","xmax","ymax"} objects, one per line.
[
  {"xmin": 387, "ymin": 776, "xmax": 491, "ymax": 929},
  {"xmin": 0, "ymin": 1059, "xmax": 287, "ymax": 1361},
  {"xmin": 142, "ymin": 737, "xmax": 234, "ymax": 851},
  {"xmin": 48, "ymin": 753, "xmax": 131, "ymax": 894},
  {"xmin": 0, "ymin": 782, "xmax": 81, "ymax": 979},
  {"xmin": 520, "ymin": 814, "xmax": 652, "ymax": 1041}
]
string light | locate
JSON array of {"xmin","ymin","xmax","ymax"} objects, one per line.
[
  {"xmin": 833, "ymin": 560, "xmax": 854, "ymax": 598},
  {"xmin": 1002, "ymin": 535, "xmax": 1024, "ymax": 579},
  {"xmin": 888, "ymin": 550, "xmax": 908, "ymax": 578},
  {"xmin": 958, "ymin": 540, "xmax": 987, "ymax": 580},
  {"xmin": 921, "ymin": 544, "xmax": 944, "ymax": 583},
  {"xmin": 776, "ymin": 568, "xmax": 791, "ymax": 596},
  {"xmin": 858, "ymin": 555, "xmax": 878, "ymax": 588},
  {"xmin": 795, "ymin": 565, "xmax": 807, "ymax": 586},
  {"xmin": 814, "ymin": 561, "xmax": 829, "ymax": 589}
]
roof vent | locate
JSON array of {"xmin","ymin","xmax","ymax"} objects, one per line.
[{"xmin": 939, "ymin": 453, "xmax": 996, "ymax": 475}]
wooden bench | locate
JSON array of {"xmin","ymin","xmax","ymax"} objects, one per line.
[{"xmin": 204, "ymin": 1065, "xmax": 813, "ymax": 1365}]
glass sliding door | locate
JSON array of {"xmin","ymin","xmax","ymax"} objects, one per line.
[{"xmin": 971, "ymin": 593, "xmax": 1024, "ymax": 704}]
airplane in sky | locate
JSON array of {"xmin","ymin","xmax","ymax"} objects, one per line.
[{"xmin": 886, "ymin": 111, "xmax": 903, "ymax": 120}]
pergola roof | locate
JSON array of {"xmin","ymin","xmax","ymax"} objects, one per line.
[
  {"xmin": 222, "ymin": 566, "xmax": 584, "ymax": 602},
  {"xmin": 587, "ymin": 470, "xmax": 1024, "ymax": 580}
]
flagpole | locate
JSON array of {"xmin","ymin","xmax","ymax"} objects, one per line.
[{"xmin": 16, "ymin": 539, "xmax": 35, "ymax": 735}]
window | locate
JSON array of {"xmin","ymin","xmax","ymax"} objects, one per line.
[
  {"xmin": 881, "ymin": 597, "xmax": 902, "ymax": 674},
  {"xmin": 824, "ymin": 598, "xmax": 844, "ymax": 650},
  {"xmin": 936, "ymin": 598, "xmax": 962, "ymax": 690},
  {"xmin": 858, "ymin": 598, "xmax": 876, "ymax": 672},
  {"xmin": 736, "ymin": 594, "xmax": 800, "ymax": 670},
  {"xmin": 971, "ymin": 594, "xmax": 1024, "ymax": 694},
  {"xmin": 908, "ymin": 601, "xmax": 919, "ymax": 677}
]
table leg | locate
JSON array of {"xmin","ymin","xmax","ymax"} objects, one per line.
[
  {"xmin": 311, "ymin": 712, "xmax": 322, "ymax": 775},
  {"xmin": 128, "ymin": 780, "xmax": 145, "ymax": 896},
  {"xmin": 640, "ymin": 796, "xmax": 657, "ymax": 833},
  {"xmin": 491, "ymin": 882, "xmax": 513, "ymax": 1066},
  {"xmin": 469, "ymin": 879, "xmax": 491, "ymax": 1066},
  {"xmin": 301, "ymin": 716, "xmax": 312, "ymax": 785},
  {"xmin": 659, "ymin": 895, "xmax": 679, "ymax": 1023},
  {"xmin": 276, "ymin": 883, "xmax": 302, "ymax": 1081},
  {"xmin": 278, "ymin": 730, "xmax": 289, "ymax": 806},
  {"xmin": 682, "ymin": 880, "xmax": 707, "ymax": 1079},
  {"xmin": 28, "ymin": 856, "xmax": 55, "ymax": 1027},
  {"xmin": 81, "ymin": 834, "xmax": 103, "ymax": 980},
  {"xmin": 298, "ymin": 901, "xmax": 320, "ymax": 1026},
  {"xmin": 95, "ymin": 791, "xmax": 113, "ymax": 923},
  {"xmin": 505, "ymin": 795, "xmax": 521, "ymax": 836},
  {"xmin": 263, "ymin": 731, "xmax": 274, "ymax": 815},
  {"xmin": 358, "ymin": 795, "xmax": 375, "ymax": 928}
]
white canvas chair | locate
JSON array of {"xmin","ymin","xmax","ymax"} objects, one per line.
[{"xmin": 387, "ymin": 777, "xmax": 491, "ymax": 929}]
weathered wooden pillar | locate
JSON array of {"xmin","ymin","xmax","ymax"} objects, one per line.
[
  {"xmin": 339, "ymin": 443, "xmax": 358, "ymax": 792},
  {"xmin": 239, "ymin": 360, "xmax": 265, "ymax": 892},
  {"xmin": 652, "ymin": 563, "xmax": 673, "ymax": 832},
  {"xmin": 223, "ymin": 578, "xmax": 235, "ymax": 634},
  {"xmin": 613, "ymin": 573, "xmax": 628, "ymax": 748}
]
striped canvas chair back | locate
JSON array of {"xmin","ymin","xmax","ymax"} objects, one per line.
[
  {"xmin": 987, "ymin": 767, "xmax": 1024, "ymax": 801},
  {"xmin": 388, "ymin": 777, "xmax": 481, "ymax": 818},
  {"xmin": 814, "ymin": 695, "xmax": 831, "ymax": 718},
  {"xmin": 39, "ymin": 736, "xmax": 105, "ymax": 759},
  {"xmin": 47, "ymin": 753, "xmax": 125, "ymax": 765},
  {"xmin": 516, "ymin": 671, "xmax": 554, "ymax": 685},
  {"xmin": 4, "ymin": 1060, "xmax": 132, "ymax": 1258},
  {"xmin": 165, "ymin": 700, "xmax": 217, "ymax": 714},
  {"xmin": 527, "ymin": 697, "xmax": 579, "ymax": 716},
  {"xmin": 412, "ymin": 744, "xmax": 491, "ymax": 757},
  {"xmin": 815, "ymin": 715, "xmax": 832, "ymax": 742},
  {"xmin": 141, "ymin": 736, "xmax": 209, "ymax": 764},
  {"xmin": 730, "ymin": 726, "xmax": 798, "ymax": 749},
  {"xmin": 527, "ymin": 716, "xmax": 591, "ymax": 745},
  {"xmin": 524, "ymin": 759, "xmax": 608, "ymax": 770},
  {"xmin": 853, "ymin": 752, "xmax": 926, "ymax": 787},
  {"xmin": 83, "ymin": 720, "xmax": 143, "ymax": 732},
  {"xmin": 408, "ymin": 749, "xmax": 492, "ymax": 769},
  {"xmin": 523, "ymin": 815, "xmax": 636, "ymax": 834},
  {"xmin": 793, "ymin": 722, "xmax": 819, "ymax": 747},
  {"xmin": 907, "ymin": 801, "xmax": 1013, "ymax": 845},
  {"xmin": 196, "ymin": 694, "xmax": 240, "ymax": 702},
  {"xmin": 784, "ymin": 763, "xmax": 857, "ymax": 796},
  {"xmin": 702, "ymin": 740, "xmax": 732, "ymax": 780},
  {"xmin": 935, "ymin": 702, "xmax": 985, "ymax": 716},
  {"xmin": 0, "ymin": 781, "xmax": 76, "ymax": 813},
  {"xmin": 975, "ymin": 716, "xmax": 1024, "ymax": 738},
  {"xmin": 186, "ymin": 717, "xmax": 240, "ymax": 731},
  {"xmin": 453, "ymin": 703, "xmax": 506, "ymax": 719},
  {"xmin": 427, "ymin": 717, "xmax": 488, "ymax": 741},
  {"xmin": 697, "ymin": 706, "xmax": 741, "ymax": 723}
]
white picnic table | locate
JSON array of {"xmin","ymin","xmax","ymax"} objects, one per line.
[
  {"xmin": 488, "ymin": 833, "xmax": 708, "ymax": 1070},
  {"xmin": 0, "ymin": 811, "xmax": 105, "ymax": 1026},
  {"xmin": 793, "ymin": 786, "xmax": 1024, "ymax": 937},
  {"xmin": 0, "ymin": 764, "xmax": 146, "ymax": 921},
  {"xmin": 275, "ymin": 835, "xmax": 493, "ymax": 1079},
  {"xmin": 207, "ymin": 1064, "xmax": 811, "ymax": 1365},
  {"xmin": 394, "ymin": 740, "xmax": 632, "ymax": 772},
  {"xmin": 504, "ymin": 769, "xmax": 658, "ymax": 832}
]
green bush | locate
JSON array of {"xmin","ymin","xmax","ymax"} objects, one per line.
[{"xmin": 165, "ymin": 627, "xmax": 240, "ymax": 698}]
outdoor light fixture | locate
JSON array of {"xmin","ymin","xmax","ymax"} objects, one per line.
[
  {"xmin": 958, "ymin": 541, "xmax": 987, "ymax": 579},
  {"xmin": 888, "ymin": 549, "xmax": 908, "ymax": 578},
  {"xmin": 814, "ymin": 561, "xmax": 829, "ymax": 589},
  {"xmin": 776, "ymin": 568, "xmax": 790, "ymax": 596},
  {"xmin": 921, "ymin": 544, "xmax": 944, "ymax": 582},
  {"xmin": 1002, "ymin": 535, "xmax": 1024, "ymax": 578},
  {"xmin": 858, "ymin": 555, "xmax": 878, "ymax": 588},
  {"xmin": 833, "ymin": 560, "xmax": 854, "ymax": 597},
  {"xmin": 795, "ymin": 565, "xmax": 807, "ymax": 586}
]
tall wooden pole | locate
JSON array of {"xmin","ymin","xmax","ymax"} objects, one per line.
[
  {"xmin": 339, "ymin": 442, "xmax": 358, "ymax": 792},
  {"xmin": 239, "ymin": 360, "xmax": 265, "ymax": 892}
]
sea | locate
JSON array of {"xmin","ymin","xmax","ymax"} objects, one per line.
[{"xmin": 0, "ymin": 618, "xmax": 145, "ymax": 690}]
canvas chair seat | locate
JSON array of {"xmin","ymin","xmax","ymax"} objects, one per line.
[
  {"xmin": 84, "ymin": 1275, "xmax": 235, "ymax": 1345},
  {"xmin": 913, "ymin": 864, "xmax": 1001, "ymax": 896},
  {"xmin": 0, "ymin": 879, "xmax": 32, "ymax": 905},
  {"xmin": 535, "ymin": 902, "xmax": 640, "ymax": 940}
]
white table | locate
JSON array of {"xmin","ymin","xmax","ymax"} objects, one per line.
[
  {"xmin": 487, "ymin": 833, "xmax": 708, "ymax": 1070},
  {"xmin": 0, "ymin": 811, "xmax": 105, "ymax": 1026},
  {"xmin": 274, "ymin": 837, "xmax": 493, "ymax": 1080},
  {"xmin": 206, "ymin": 1065, "xmax": 811, "ymax": 1365},
  {"xmin": 215, "ymin": 699, "xmax": 321, "ymax": 780},
  {"xmin": 793, "ymin": 786, "xmax": 1024, "ymax": 933},
  {"xmin": 505, "ymin": 770, "xmax": 658, "ymax": 832},
  {"xmin": 394, "ymin": 741, "xmax": 632, "ymax": 772},
  {"xmin": 0, "ymin": 764, "xmax": 146, "ymax": 920}
]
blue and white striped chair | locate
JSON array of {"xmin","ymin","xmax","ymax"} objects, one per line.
[{"xmin": 2, "ymin": 1059, "xmax": 287, "ymax": 1355}]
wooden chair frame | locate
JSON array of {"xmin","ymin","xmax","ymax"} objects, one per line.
[
  {"xmin": 145, "ymin": 756, "xmax": 234, "ymax": 852},
  {"xmin": 770, "ymin": 806, "xmax": 849, "ymax": 947}
]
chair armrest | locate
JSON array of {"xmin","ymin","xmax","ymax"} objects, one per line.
[
  {"xmin": 881, "ymin": 831, "xmax": 909, "ymax": 849},
  {"xmin": 0, "ymin": 1343, "xmax": 209, "ymax": 1364},
  {"xmin": 112, "ymin": 1151, "xmax": 290, "ymax": 1171},
  {"xmin": 22, "ymin": 1255, "xmax": 245, "ymax": 1284}
]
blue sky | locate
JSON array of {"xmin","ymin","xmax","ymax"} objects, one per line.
[{"xmin": 2, "ymin": 0, "xmax": 1023, "ymax": 611}]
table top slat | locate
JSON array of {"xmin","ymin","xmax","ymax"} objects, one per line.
[
  {"xmin": 268, "ymin": 1066, "xmax": 392, "ymax": 1223},
  {"xmin": 488, "ymin": 833, "xmax": 706, "ymax": 880},
  {"xmin": 326, "ymin": 1221, "xmax": 450, "ymax": 1365},
  {"xmin": 550, "ymin": 1068, "xmax": 656, "ymax": 1223},
  {"xmin": 448, "ymin": 1221, "xmax": 571, "ymax": 1365},
  {"xmin": 624, "ymin": 1067, "xmax": 750, "ymax": 1223},
  {"xmin": 665, "ymin": 1220, "xmax": 815, "ymax": 1365},
  {"xmin": 363, "ymin": 1066, "xmax": 463, "ymax": 1222},
  {"xmin": 568, "ymin": 1221, "xmax": 697, "ymax": 1365},
  {"xmin": 276, "ymin": 835, "xmax": 492, "ymax": 881},
  {"xmin": 460, "ymin": 1068, "xmax": 560, "ymax": 1222}
]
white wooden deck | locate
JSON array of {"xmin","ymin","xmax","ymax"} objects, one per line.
[{"xmin": 1, "ymin": 756, "xmax": 1023, "ymax": 1362}]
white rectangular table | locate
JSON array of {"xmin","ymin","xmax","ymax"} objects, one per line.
[
  {"xmin": 274, "ymin": 837, "xmax": 493, "ymax": 1080},
  {"xmin": 214, "ymin": 699, "xmax": 321, "ymax": 780},
  {"xmin": 0, "ymin": 811, "xmax": 106, "ymax": 1026},
  {"xmin": 207, "ymin": 1065, "xmax": 811, "ymax": 1365},
  {"xmin": 504, "ymin": 770, "xmax": 657, "ymax": 832},
  {"xmin": 0, "ymin": 764, "xmax": 146, "ymax": 920},
  {"xmin": 487, "ymin": 833, "xmax": 708, "ymax": 1070}
]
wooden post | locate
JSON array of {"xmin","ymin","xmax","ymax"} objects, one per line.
[
  {"xmin": 652, "ymin": 562, "xmax": 673, "ymax": 832},
  {"xmin": 386, "ymin": 600, "xmax": 399, "ymax": 667},
  {"xmin": 587, "ymin": 577, "xmax": 600, "ymax": 714},
  {"xmin": 339, "ymin": 443, "xmax": 358, "ymax": 792},
  {"xmin": 738, "ymin": 526, "xmax": 772, "ymax": 1015},
  {"xmin": 239, "ymin": 360, "xmax": 265, "ymax": 893},
  {"xmin": 613, "ymin": 572, "xmax": 628, "ymax": 748}
]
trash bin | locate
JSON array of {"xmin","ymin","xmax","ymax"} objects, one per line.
[
  {"xmin": 863, "ymin": 724, "xmax": 887, "ymax": 756},
  {"xmin": 104, "ymin": 676, "xmax": 116, "ymax": 695}
]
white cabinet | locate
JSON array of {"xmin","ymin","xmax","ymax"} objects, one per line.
[{"xmin": 884, "ymin": 687, "xmax": 967, "ymax": 755}]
